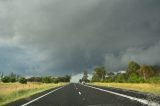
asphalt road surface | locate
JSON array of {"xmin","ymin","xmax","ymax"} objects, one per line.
[{"xmin": 7, "ymin": 83, "xmax": 159, "ymax": 106}]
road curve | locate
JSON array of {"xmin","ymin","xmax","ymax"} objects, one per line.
[{"xmin": 7, "ymin": 83, "xmax": 149, "ymax": 106}]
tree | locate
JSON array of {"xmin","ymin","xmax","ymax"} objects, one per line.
[
  {"xmin": 138, "ymin": 65, "xmax": 154, "ymax": 80},
  {"xmin": 126, "ymin": 61, "xmax": 140, "ymax": 75},
  {"xmin": 114, "ymin": 74, "xmax": 126, "ymax": 83},
  {"xmin": 28, "ymin": 77, "xmax": 42, "ymax": 82},
  {"xmin": 1, "ymin": 76, "xmax": 10, "ymax": 83},
  {"xmin": 92, "ymin": 74, "xmax": 100, "ymax": 82},
  {"xmin": 64, "ymin": 75, "xmax": 71, "ymax": 82},
  {"xmin": 9, "ymin": 72, "xmax": 17, "ymax": 82},
  {"xmin": 79, "ymin": 79, "xmax": 82, "ymax": 83},
  {"xmin": 42, "ymin": 76, "xmax": 52, "ymax": 83},
  {"xmin": 53, "ymin": 78, "xmax": 59, "ymax": 83},
  {"xmin": 1, "ymin": 73, "xmax": 17, "ymax": 83},
  {"xmin": 105, "ymin": 77, "xmax": 113, "ymax": 82},
  {"xmin": 19, "ymin": 77, "xmax": 27, "ymax": 84},
  {"xmin": 107, "ymin": 72, "xmax": 115, "ymax": 77},
  {"xmin": 10, "ymin": 77, "xmax": 16, "ymax": 82},
  {"xmin": 57, "ymin": 77, "xmax": 64, "ymax": 82},
  {"xmin": 92, "ymin": 67, "xmax": 106, "ymax": 82},
  {"xmin": 152, "ymin": 65, "xmax": 160, "ymax": 76},
  {"xmin": 54, "ymin": 75, "xmax": 71, "ymax": 83},
  {"xmin": 81, "ymin": 71, "xmax": 89, "ymax": 83},
  {"xmin": 127, "ymin": 73, "xmax": 144, "ymax": 83}
]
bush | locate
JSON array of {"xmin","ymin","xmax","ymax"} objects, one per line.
[
  {"xmin": 104, "ymin": 77, "xmax": 114, "ymax": 82},
  {"xmin": 114, "ymin": 74, "xmax": 126, "ymax": 83},
  {"xmin": 19, "ymin": 77, "xmax": 27, "ymax": 84},
  {"xmin": 10, "ymin": 77, "xmax": 16, "ymax": 83},
  {"xmin": 53, "ymin": 78, "xmax": 59, "ymax": 84},
  {"xmin": 27, "ymin": 77, "xmax": 42, "ymax": 82},
  {"xmin": 1, "ymin": 76, "xmax": 10, "ymax": 83},
  {"xmin": 91, "ymin": 74, "xmax": 101, "ymax": 82},
  {"xmin": 128, "ymin": 73, "xmax": 144, "ymax": 83},
  {"xmin": 147, "ymin": 77, "xmax": 160, "ymax": 84},
  {"xmin": 42, "ymin": 77, "xmax": 52, "ymax": 83}
]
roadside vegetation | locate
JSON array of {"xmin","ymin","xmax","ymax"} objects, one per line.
[
  {"xmin": 0, "ymin": 73, "xmax": 70, "ymax": 106},
  {"xmin": 80, "ymin": 61, "xmax": 160, "ymax": 95},
  {"xmin": 91, "ymin": 82, "xmax": 160, "ymax": 96},
  {"xmin": 0, "ymin": 82, "xmax": 65, "ymax": 106}
]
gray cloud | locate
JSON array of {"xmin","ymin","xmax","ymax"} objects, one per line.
[
  {"xmin": 0, "ymin": 0, "xmax": 160, "ymax": 76},
  {"xmin": 104, "ymin": 41, "xmax": 160, "ymax": 71}
]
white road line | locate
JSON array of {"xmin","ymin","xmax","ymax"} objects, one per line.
[
  {"xmin": 78, "ymin": 92, "xmax": 82, "ymax": 95},
  {"xmin": 74, "ymin": 83, "xmax": 78, "ymax": 90},
  {"xmin": 74, "ymin": 83, "xmax": 81, "ymax": 95},
  {"xmin": 21, "ymin": 85, "xmax": 67, "ymax": 106},
  {"xmin": 83, "ymin": 84, "xmax": 160, "ymax": 106}
]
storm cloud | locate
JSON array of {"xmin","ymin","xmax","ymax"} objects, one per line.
[{"xmin": 0, "ymin": 0, "xmax": 160, "ymax": 76}]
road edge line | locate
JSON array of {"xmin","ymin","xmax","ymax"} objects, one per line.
[
  {"xmin": 83, "ymin": 84, "xmax": 160, "ymax": 106},
  {"xmin": 21, "ymin": 84, "xmax": 68, "ymax": 106}
]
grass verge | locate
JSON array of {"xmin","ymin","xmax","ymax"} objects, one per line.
[
  {"xmin": 0, "ymin": 82, "xmax": 66, "ymax": 106},
  {"xmin": 91, "ymin": 82, "xmax": 160, "ymax": 96}
]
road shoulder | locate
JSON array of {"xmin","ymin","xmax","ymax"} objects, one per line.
[{"xmin": 83, "ymin": 84, "xmax": 160, "ymax": 106}]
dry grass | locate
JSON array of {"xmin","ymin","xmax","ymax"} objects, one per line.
[
  {"xmin": 91, "ymin": 82, "xmax": 160, "ymax": 96},
  {"xmin": 0, "ymin": 82, "xmax": 65, "ymax": 106}
]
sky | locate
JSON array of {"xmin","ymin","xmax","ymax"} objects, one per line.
[{"xmin": 0, "ymin": 0, "xmax": 160, "ymax": 77}]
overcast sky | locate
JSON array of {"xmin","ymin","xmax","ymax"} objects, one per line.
[{"xmin": 0, "ymin": 0, "xmax": 160, "ymax": 76}]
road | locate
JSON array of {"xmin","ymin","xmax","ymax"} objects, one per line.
[{"xmin": 7, "ymin": 83, "xmax": 157, "ymax": 106}]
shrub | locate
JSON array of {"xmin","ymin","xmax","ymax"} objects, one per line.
[
  {"xmin": 10, "ymin": 77, "xmax": 16, "ymax": 83},
  {"xmin": 1, "ymin": 76, "xmax": 10, "ymax": 83},
  {"xmin": 91, "ymin": 74, "xmax": 101, "ymax": 82},
  {"xmin": 147, "ymin": 77, "xmax": 160, "ymax": 84},
  {"xmin": 104, "ymin": 77, "xmax": 113, "ymax": 82},
  {"xmin": 128, "ymin": 73, "xmax": 144, "ymax": 83},
  {"xmin": 42, "ymin": 77, "xmax": 52, "ymax": 83},
  {"xmin": 27, "ymin": 77, "xmax": 42, "ymax": 82},
  {"xmin": 19, "ymin": 77, "xmax": 27, "ymax": 84},
  {"xmin": 115, "ymin": 74, "xmax": 126, "ymax": 83},
  {"xmin": 53, "ymin": 78, "xmax": 59, "ymax": 84}
]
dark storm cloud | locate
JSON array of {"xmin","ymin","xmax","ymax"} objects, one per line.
[{"xmin": 0, "ymin": 0, "xmax": 160, "ymax": 75}]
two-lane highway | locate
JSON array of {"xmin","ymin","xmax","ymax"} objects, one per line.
[{"xmin": 8, "ymin": 83, "xmax": 150, "ymax": 106}]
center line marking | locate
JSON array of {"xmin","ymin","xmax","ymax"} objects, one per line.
[
  {"xmin": 74, "ymin": 83, "xmax": 78, "ymax": 90},
  {"xmin": 78, "ymin": 92, "xmax": 82, "ymax": 95}
]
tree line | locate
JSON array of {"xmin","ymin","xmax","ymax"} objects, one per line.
[
  {"xmin": 29, "ymin": 75, "xmax": 71, "ymax": 83},
  {"xmin": 80, "ymin": 61, "xmax": 160, "ymax": 83},
  {"xmin": 0, "ymin": 72, "xmax": 71, "ymax": 84}
]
